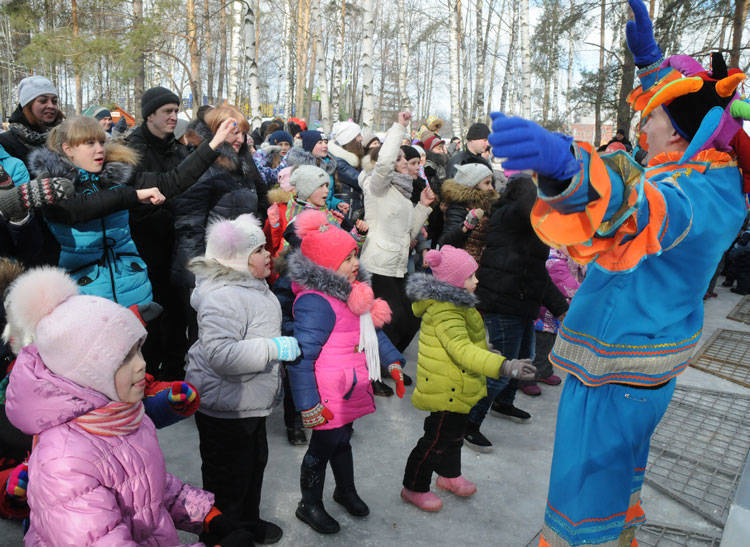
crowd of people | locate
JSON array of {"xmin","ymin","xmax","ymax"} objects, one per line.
[{"xmin": 0, "ymin": 1, "xmax": 748, "ymax": 545}]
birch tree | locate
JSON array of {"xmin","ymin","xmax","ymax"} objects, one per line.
[
  {"xmin": 331, "ymin": 1, "xmax": 346, "ymax": 121},
  {"xmin": 397, "ymin": 0, "xmax": 411, "ymax": 118},
  {"xmin": 314, "ymin": 0, "xmax": 331, "ymax": 129},
  {"xmin": 283, "ymin": 0, "xmax": 294, "ymax": 117},
  {"xmin": 519, "ymin": 0, "xmax": 531, "ymax": 118},
  {"xmin": 243, "ymin": 2, "xmax": 261, "ymax": 128},
  {"xmin": 360, "ymin": 0, "xmax": 375, "ymax": 129},
  {"xmin": 227, "ymin": 0, "xmax": 243, "ymax": 104},
  {"xmin": 449, "ymin": 0, "xmax": 462, "ymax": 138}
]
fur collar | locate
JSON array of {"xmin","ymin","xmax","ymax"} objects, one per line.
[
  {"xmin": 285, "ymin": 146, "xmax": 337, "ymax": 176},
  {"xmin": 441, "ymin": 180, "xmax": 499, "ymax": 210},
  {"xmin": 267, "ymin": 186, "xmax": 294, "ymax": 204},
  {"xmin": 406, "ymin": 273, "xmax": 478, "ymax": 308},
  {"xmin": 287, "ymin": 250, "xmax": 370, "ymax": 302},
  {"xmin": 328, "ymin": 141, "xmax": 360, "ymax": 169},
  {"xmin": 361, "ymin": 155, "xmax": 376, "ymax": 173},
  {"xmin": 188, "ymin": 257, "xmax": 268, "ymax": 290},
  {"xmin": 28, "ymin": 144, "xmax": 136, "ymax": 188}
]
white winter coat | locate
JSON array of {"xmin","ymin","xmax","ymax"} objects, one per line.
[
  {"xmin": 359, "ymin": 122, "xmax": 431, "ymax": 278},
  {"xmin": 185, "ymin": 258, "xmax": 283, "ymax": 419}
]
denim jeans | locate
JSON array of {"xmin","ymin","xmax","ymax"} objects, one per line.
[{"xmin": 468, "ymin": 313, "xmax": 536, "ymax": 425}]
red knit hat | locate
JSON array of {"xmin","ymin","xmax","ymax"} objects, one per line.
[
  {"xmin": 295, "ymin": 210, "xmax": 358, "ymax": 271},
  {"xmin": 423, "ymin": 135, "xmax": 443, "ymax": 152}
]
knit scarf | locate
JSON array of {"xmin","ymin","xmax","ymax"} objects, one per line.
[
  {"xmin": 392, "ymin": 172, "xmax": 414, "ymax": 199},
  {"xmin": 9, "ymin": 123, "xmax": 50, "ymax": 148},
  {"xmin": 73, "ymin": 401, "xmax": 145, "ymax": 437}
]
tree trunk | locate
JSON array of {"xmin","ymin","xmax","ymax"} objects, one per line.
[
  {"xmin": 519, "ymin": 0, "xmax": 531, "ymax": 118},
  {"xmin": 566, "ymin": 0, "xmax": 574, "ymax": 125},
  {"xmin": 72, "ymin": 0, "xmax": 82, "ymax": 114},
  {"xmin": 186, "ymin": 0, "xmax": 202, "ymax": 111},
  {"xmin": 730, "ymin": 0, "xmax": 748, "ymax": 67},
  {"xmin": 315, "ymin": 0, "xmax": 331, "ymax": 128},
  {"xmin": 294, "ymin": 0, "xmax": 312, "ymax": 119},
  {"xmin": 243, "ymin": 3, "xmax": 262, "ymax": 128},
  {"xmin": 449, "ymin": 0, "xmax": 462, "ymax": 138},
  {"xmin": 594, "ymin": 0, "xmax": 606, "ymax": 146},
  {"xmin": 218, "ymin": 0, "xmax": 228, "ymax": 102},
  {"xmin": 500, "ymin": 1, "xmax": 517, "ymax": 115},
  {"xmin": 204, "ymin": 0, "xmax": 214, "ymax": 103},
  {"xmin": 615, "ymin": 1, "xmax": 635, "ymax": 136},
  {"xmin": 305, "ymin": 6, "xmax": 318, "ymax": 122},
  {"xmin": 397, "ymin": 0, "xmax": 410, "ymax": 117},
  {"xmin": 228, "ymin": 0, "xmax": 243, "ymax": 104},
  {"xmin": 284, "ymin": 0, "xmax": 295, "ymax": 118},
  {"xmin": 133, "ymin": 0, "xmax": 145, "ymax": 122},
  {"xmin": 360, "ymin": 0, "xmax": 375, "ymax": 129},
  {"xmin": 331, "ymin": 0, "xmax": 346, "ymax": 121}
]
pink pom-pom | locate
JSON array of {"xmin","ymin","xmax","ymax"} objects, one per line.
[
  {"xmin": 206, "ymin": 219, "xmax": 244, "ymax": 258},
  {"xmin": 370, "ymin": 298, "xmax": 392, "ymax": 328},
  {"xmin": 4, "ymin": 267, "xmax": 79, "ymax": 338},
  {"xmin": 295, "ymin": 210, "xmax": 329, "ymax": 239},
  {"xmin": 347, "ymin": 281, "xmax": 374, "ymax": 316},
  {"xmin": 423, "ymin": 249, "xmax": 442, "ymax": 268}
]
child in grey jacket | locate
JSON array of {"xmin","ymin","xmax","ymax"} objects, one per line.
[{"xmin": 185, "ymin": 213, "xmax": 301, "ymax": 545}]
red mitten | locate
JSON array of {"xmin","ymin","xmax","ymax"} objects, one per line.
[
  {"xmin": 301, "ymin": 403, "xmax": 334, "ymax": 427},
  {"xmin": 388, "ymin": 363, "xmax": 406, "ymax": 398}
]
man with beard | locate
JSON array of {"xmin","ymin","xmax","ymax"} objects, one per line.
[{"xmin": 446, "ymin": 123, "xmax": 492, "ymax": 179}]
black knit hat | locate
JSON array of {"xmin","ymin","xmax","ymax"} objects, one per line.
[
  {"xmin": 141, "ymin": 86, "xmax": 180, "ymax": 120},
  {"xmin": 400, "ymin": 145, "xmax": 420, "ymax": 161},
  {"xmin": 466, "ymin": 123, "xmax": 490, "ymax": 141}
]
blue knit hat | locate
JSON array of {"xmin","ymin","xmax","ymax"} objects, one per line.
[
  {"xmin": 300, "ymin": 130, "xmax": 326, "ymax": 153},
  {"xmin": 268, "ymin": 130, "xmax": 293, "ymax": 146}
]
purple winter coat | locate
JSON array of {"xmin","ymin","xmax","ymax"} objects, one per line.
[
  {"xmin": 5, "ymin": 345, "xmax": 214, "ymax": 546},
  {"xmin": 536, "ymin": 249, "xmax": 583, "ymax": 333}
]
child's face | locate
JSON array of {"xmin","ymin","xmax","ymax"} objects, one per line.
[
  {"xmin": 476, "ymin": 176, "xmax": 494, "ymax": 191},
  {"xmin": 308, "ymin": 182, "xmax": 329, "ymax": 207},
  {"xmin": 464, "ymin": 273, "xmax": 478, "ymax": 293},
  {"xmin": 114, "ymin": 342, "xmax": 147, "ymax": 403},
  {"xmin": 248, "ymin": 245, "xmax": 272, "ymax": 279},
  {"xmin": 336, "ymin": 250, "xmax": 359, "ymax": 283}
]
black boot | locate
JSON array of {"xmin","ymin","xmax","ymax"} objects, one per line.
[
  {"xmin": 333, "ymin": 486, "xmax": 369, "ymax": 516},
  {"xmin": 286, "ymin": 426, "xmax": 307, "ymax": 446},
  {"xmin": 329, "ymin": 437, "xmax": 368, "ymax": 516},
  {"xmin": 296, "ymin": 454, "xmax": 340, "ymax": 534}
]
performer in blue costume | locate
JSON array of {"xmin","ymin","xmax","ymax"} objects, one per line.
[{"xmin": 488, "ymin": 1, "xmax": 750, "ymax": 545}]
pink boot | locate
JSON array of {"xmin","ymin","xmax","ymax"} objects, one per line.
[
  {"xmin": 436, "ymin": 475, "xmax": 477, "ymax": 497},
  {"xmin": 400, "ymin": 488, "xmax": 443, "ymax": 511}
]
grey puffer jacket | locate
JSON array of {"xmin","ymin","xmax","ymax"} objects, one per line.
[{"xmin": 185, "ymin": 258, "xmax": 283, "ymax": 419}]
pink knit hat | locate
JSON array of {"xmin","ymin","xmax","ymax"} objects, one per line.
[
  {"xmin": 295, "ymin": 210, "xmax": 358, "ymax": 271},
  {"xmin": 4, "ymin": 267, "xmax": 147, "ymax": 401},
  {"xmin": 278, "ymin": 166, "xmax": 295, "ymax": 193},
  {"xmin": 423, "ymin": 245, "xmax": 478, "ymax": 288}
]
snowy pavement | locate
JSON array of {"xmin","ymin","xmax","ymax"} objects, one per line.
[{"xmin": 1, "ymin": 283, "xmax": 747, "ymax": 546}]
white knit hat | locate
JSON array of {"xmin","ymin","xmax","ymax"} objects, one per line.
[
  {"xmin": 331, "ymin": 120, "xmax": 361, "ymax": 146},
  {"xmin": 454, "ymin": 163, "xmax": 493, "ymax": 188},
  {"xmin": 205, "ymin": 214, "xmax": 266, "ymax": 271},
  {"xmin": 290, "ymin": 165, "xmax": 330, "ymax": 201},
  {"xmin": 17, "ymin": 76, "xmax": 58, "ymax": 108}
]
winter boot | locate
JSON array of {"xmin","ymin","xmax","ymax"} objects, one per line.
[
  {"xmin": 296, "ymin": 454, "xmax": 340, "ymax": 534},
  {"xmin": 329, "ymin": 441, "xmax": 369, "ymax": 516},
  {"xmin": 436, "ymin": 475, "xmax": 477, "ymax": 497},
  {"xmin": 400, "ymin": 488, "xmax": 443, "ymax": 512},
  {"xmin": 333, "ymin": 487, "xmax": 370, "ymax": 516}
]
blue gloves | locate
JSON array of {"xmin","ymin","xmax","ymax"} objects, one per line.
[
  {"xmin": 489, "ymin": 113, "xmax": 581, "ymax": 181},
  {"xmin": 625, "ymin": 0, "xmax": 662, "ymax": 67},
  {"xmin": 271, "ymin": 336, "xmax": 302, "ymax": 361}
]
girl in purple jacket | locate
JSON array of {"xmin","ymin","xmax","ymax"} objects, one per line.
[
  {"xmin": 286, "ymin": 210, "xmax": 405, "ymax": 535},
  {"xmin": 3, "ymin": 267, "xmax": 250, "ymax": 546}
]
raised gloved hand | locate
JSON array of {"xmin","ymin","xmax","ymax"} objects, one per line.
[
  {"xmin": 269, "ymin": 336, "xmax": 301, "ymax": 361},
  {"xmin": 489, "ymin": 113, "xmax": 580, "ymax": 181},
  {"xmin": 499, "ymin": 358, "xmax": 537, "ymax": 381},
  {"xmin": 301, "ymin": 403, "xmax": 334, "ymax": 428},
  {"xmin": 5, "ymin": 462, "xmax": 28, "ymax": 501},
  {"xmin": 267, "ymin": 202, "xmax": 281, "ymax": 227},
  {"xmin": 625, "ymin": 0, "xmax": 662, "ymax": 67},
  {"xmin": 168, "ymin": 381, "xmax": 197, "ymax": 410},
  {"xmin": 388, "ymin": 363, "xmax": 406, "ymax": 399},
  {"xmin": 0, "ymin": 175, "xmax": 74, "ymax": 221},
  {"xmin": 463, "ymin": 208, "xmax": 484, "ymax": 231}
]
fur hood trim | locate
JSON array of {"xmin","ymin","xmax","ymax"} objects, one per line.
[
  {"xmin": 268, "ymin": 186, "xmax": 294, "ymax": 204},
  {"xmin": 406, "ymin": 272, "xmax": 478, "ymax": 308},
  {"xmin": 188, "ymin": 257, "xmax": 268, "ymax": 290},
  {"xmin": 361, "ymin": 154, "xmax": 376, "ymax": 173},
  {"xmin": 28, "ymin": 145, "xmax": 135, "ymax": 187},
  {"xmin": 328, "ymin": 141, "xmax": 360, "ymax": 169},
  {"xmin": 441, "ymin": 179, "xmax": 499, "ymax": 210},
  {"xmin": 287, "ymin": 250, "xmax": 370, "ymax": 302},
  {"xmin": 285, "ymin": 146, "xmax": 337, "ymax": 176}
]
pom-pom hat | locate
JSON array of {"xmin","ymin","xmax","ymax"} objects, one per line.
[
  {"xmin": 205, "ymin": 214, "xmax": 266, "ymax": 272},
  {"xmin": 295, "ymin": 210, "xmax": 358, "ymax": 271},
  {"xmin": 4, "ymin": 267, "xmax": 146, "ymax": 401},
  {"xmin": 423, "ymin": 245, "xmax": 478, "ymax": 288}
]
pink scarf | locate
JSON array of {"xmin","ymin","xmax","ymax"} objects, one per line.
[{"xmin": 73, "ymin": 401, "xmax": 145, "ymax": 437}]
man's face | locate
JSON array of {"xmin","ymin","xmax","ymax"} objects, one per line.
[
  {"xmin": 146, "ymin": 103, "xmax": 179, "ymax": 138},
  {"xmin": 98, "ymin": 116, "xmax": 113, "ymax": 131},
  {"xmin": 30, "ymin": 94, "xmax": 59, "ymax": 125},
  {"xmin": 467, "ymin": 138, "xmax": 489, "ymax": 155},
  {"xmin": 642, "ymin": 106, "xmax": 680, "ymax": 164}
]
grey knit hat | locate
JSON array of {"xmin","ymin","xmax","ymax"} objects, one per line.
[
  {"xmin": 454, "ymin": 163, "xmax": 493, "ymax": 188},
  {"xmin": 290, "ymin": 165, "xmax": 330, "ymax": 201},
  {"xmin": 18, "ymin": 76, "xmax": 58, "ymax": 108}
]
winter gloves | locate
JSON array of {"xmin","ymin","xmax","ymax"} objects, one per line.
[
  {"xmin": 625, "ymin": 0, "xmax": 662, "ymax": 67},
  {"xmin": 167, "ymin": 381, "xmax": 197, "ymax": 409},
  {"xmin": 269, "ymin": 336, "xmax": 302, "ymax": 361},
  {"xmin": 388, "ymin": 363, "xmax": 406, "ymax": 399},
  {"xmin": 5, "ymin": 462, "xmax": 27, "ymax": 501},
  {"xmin": 489, "ymin": 113, "xmax": 581, "ymax": 182},
  {"xmin": 301, "ymin": 402, "xmax": 334, "ymax": 428},
  {"xmin": 463, "ymin": 208, "xmax": 484, "ymax": 231},
  {"xmin": 203, "ymin": 506, "xmax": 254, "ymax": 547},
  {"xmin": 499, "ymin": 358, "xmax": 537, "ymax": 382},
  {"xmin": 143, "ymin": 377, "xmax": 201, "ymax": 429},
  {"xmin": 0, "ymin": 171, "xmax": 74, "ymax": 222}
]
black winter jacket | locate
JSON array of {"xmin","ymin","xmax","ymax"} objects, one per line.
[
  {"xmin": 475, "ymin": 175, "xmax": 568, "ymax": 319},
  {"xmin": 171, "ymin": 121, "xmax": 268, "ymax": 288}
]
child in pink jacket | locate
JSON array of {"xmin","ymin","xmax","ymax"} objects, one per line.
[{"xmin": 3, "ymin": 267, "xmax": 250, "ymax": 546}]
